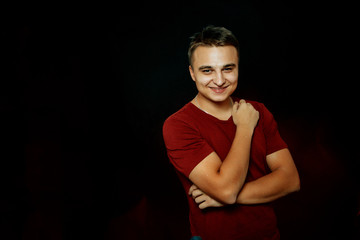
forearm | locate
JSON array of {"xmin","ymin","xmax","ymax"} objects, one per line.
[
  {"xmin": 236, "ymin": 168, "xmax": 300, "ymax": 205},
  {"xmin": 217, "ymin": 127, "xmax": 253, "ymax": 198}
]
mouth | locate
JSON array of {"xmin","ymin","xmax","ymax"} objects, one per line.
[{"xmin": 209, "ymin": 86, "xmax": 229, "ymax": 93}]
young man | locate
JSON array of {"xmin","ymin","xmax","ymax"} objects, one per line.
[{"xmin": 163, "ymin": 26, "xmax": 300, "ymax": 240}]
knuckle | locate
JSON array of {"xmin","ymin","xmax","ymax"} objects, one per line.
[
  {"xmin": 193, "ymin": 189, "xmax": 201, "ymax": 197},
  {"xmin": 191, "ymin": 189, "xmax": 196, "ymax": 196}
]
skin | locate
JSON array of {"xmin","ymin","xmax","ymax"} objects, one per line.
[
  {"xmin": 190, "ymin": 148, "xmax": 300, "ymax": 209},
  {"xmin": 187, "ymin": 45, "xmax": 300, "ymax": 209},
  {"xmin": 189, "ymin": 45, "xmax": 239, "ymax": 120}
]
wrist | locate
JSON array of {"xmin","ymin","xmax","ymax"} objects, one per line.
[{"xmin": 235, "ymin": 126, "xmax": 254, "ymax": 136}]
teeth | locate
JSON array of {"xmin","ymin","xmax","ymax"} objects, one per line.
[{"xmin": 210, "ymin": 86, "xmax": 228, "ymax": 89}]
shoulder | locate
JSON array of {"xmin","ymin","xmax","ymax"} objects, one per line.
[
  {"xmin": 232, "ymin": 97, "xmax": 275, "ymax": 123},
  {"xmin": 232, "ymin": 97, "xmax": 266, "ymax": 113},
  {"xmin": 164, "ymin": 103, "xmax": 193, "ymax": 127},
  {"xmin": 163, "ymin": 103, "xmax": 199, "ymax": 138}
]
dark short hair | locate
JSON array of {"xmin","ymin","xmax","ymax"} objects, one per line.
[{"xmin": 188, "ymin": 25, "xmax": 239, "ymax": 65}]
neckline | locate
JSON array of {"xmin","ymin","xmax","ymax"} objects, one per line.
[{"xmin": 189, "ymin": 97, "xmax": 234, "ymax": 123}]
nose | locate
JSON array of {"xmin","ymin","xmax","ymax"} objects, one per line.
[{"xmin": 214, "ymin": 72, "xmax": 225, "ymax": 86}]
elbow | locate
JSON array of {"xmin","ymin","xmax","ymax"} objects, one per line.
[
  {"xmin": 289, "ymin": 174, "xmax": 301, "ymax": 193},
  {"xmin": 217, "ymin": 186, "xmax": 240, "ymax": 205},
  {"xmin": 294, "ymin": 176, "xmax": 301, "ymax": 192},
  {"xmin": 221, "ymin": 193, "xmax": 238, "ymax": 205}
]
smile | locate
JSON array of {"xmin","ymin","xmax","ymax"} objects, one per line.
[{"xmin": 209, "ymin": 86, "xmax": 229, "ymax": 93}]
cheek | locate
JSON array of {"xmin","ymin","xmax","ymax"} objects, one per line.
[
  {"xmin": 226, "ymin": 73, "xmax": 238, "ymax": 84},
  {"xmin": 195, "ymin": 74, "xmax": 213, "ymax": 85}
]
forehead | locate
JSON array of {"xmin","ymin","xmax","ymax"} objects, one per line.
[{"xmin": 192, "ymin": 45, "xmax": 238, "ymax": 67}]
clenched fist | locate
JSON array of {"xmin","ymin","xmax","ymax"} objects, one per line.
[{"xmin": 232, "ymin": 99, "xmax": 259, "ymax": 129}]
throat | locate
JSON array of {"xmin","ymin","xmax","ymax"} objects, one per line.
[{"xmin": 193, "ymin": 95, "xmax": 233, "ymax": 120}]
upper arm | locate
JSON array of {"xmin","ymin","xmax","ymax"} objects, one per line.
[
  {"xmin": 188, "ymin": 152, "xmax": 237, "ymax": 204},
  {"xmin": 163, "ymin": 116, "xmax": 238, "ymax": 203},
  {"xmin": 163, "ymin": 117, "xmax": 214, "ymax": 177},
  {"xmin": 261, "ymin": 103, "xmax": 299, "ymax": 189},
  {"xmin": 188, "ymin": 152, "xmax": 222, "ymax": 192},
  {"xmin": 266, "ymin": 148, "xmax": 300, "ymax": 190}
]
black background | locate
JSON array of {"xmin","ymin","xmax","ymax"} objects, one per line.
[{"xmin": 1, "ymin": 1, "xmax": 359, "ymax": 239}]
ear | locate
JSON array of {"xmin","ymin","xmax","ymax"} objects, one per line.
[{"xmin": 189, "ymin": 65, "xmax": 196, "ymax": 82}]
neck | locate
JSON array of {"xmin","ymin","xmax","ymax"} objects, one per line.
[{"xmin": 194, "ymin": 94, "xmax": 233, "ymax": 120}]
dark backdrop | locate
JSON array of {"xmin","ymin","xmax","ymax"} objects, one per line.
[{"xmin": 1, "ymin": 1, "xmax": 359, "ymax": 239}]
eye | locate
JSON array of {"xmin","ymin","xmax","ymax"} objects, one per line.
[
  {"xmin": 223, "ymin": 67, "xmax": 233, "ymax": 72},
  {"xmin": 202, "ymin": 69, "xmax": 212, "ymax": 74}
]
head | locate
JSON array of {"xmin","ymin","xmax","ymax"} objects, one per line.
[
  {"xmin": 188, "ymin": 26, "xmax": 239, "ymax": 66},
  {"xmin": 188, "ymin": 26, "xmax": 240, "ymax": 103}
]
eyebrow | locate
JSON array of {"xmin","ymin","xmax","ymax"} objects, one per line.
[
  {"xmin": 198, "ymin": 65, "xmax": 212, "ymax": 70},
  {"xmin": 223, "ymin": 63, "xmax": 236, "ymax": 68},
  {"xmin": 198, "ymin": 63, "xmax": 236, "ymax": 70}
]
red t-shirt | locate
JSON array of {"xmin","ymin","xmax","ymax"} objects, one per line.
[{"xmin": 163, "ymin": 98, "xmax": 288, "ymax": 240}]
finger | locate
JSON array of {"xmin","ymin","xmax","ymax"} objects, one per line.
[
  {"xmin": 232, "ymin": 101, "xmax": 239, "ymax": 111},
  {"xmin": 239, "ymin": 99, "xmax": 246, "ymax": 104},
  {"xmin": 194, "ymin": 195, "xmax": 207, "ymax": 204},
  {"xmin": 188, "ymin": 184, "xmax": 198, "ymax": 195},
  {"xmin": 191, "ymin": 189, "xmax": 204, "ymax": 198},
  {"xmin": 199, "ymin": 201, "xmax": 209, "ymax": 210}
]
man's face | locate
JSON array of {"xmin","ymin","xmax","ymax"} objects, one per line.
[{"xmin": 189, "ymin": 45, "xmax": 238, "ymax": 103}]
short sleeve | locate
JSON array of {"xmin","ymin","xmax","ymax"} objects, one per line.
[
  {"xmin": 260, "ymin": 104, "xmax": 288, "ymax": 155},
  {"xmin": 163, "ymin": 117, "xmax": 213, "ymax": 177}
]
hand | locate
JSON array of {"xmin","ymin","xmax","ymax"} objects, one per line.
[
  {"xmin": 188, "ymin": 184, "xmax": 224, "ymax": 209},
  {"xmin": 232, "ymin": 99, "xmax": 259, "ymax": 129}
]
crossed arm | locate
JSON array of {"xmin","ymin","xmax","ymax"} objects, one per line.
[
  {"xmin": 187, "ymin": 100, "xmax": 259, "ymax": 204},
  {"xmin": 189, "ymin": 148, "xmax": 300, "ymax": 209},
  {"xmin": 187, "ymin": 100, "xmax": 300, "ymax": 209}
]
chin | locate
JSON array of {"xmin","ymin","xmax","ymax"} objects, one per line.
[{"xmin": 207, "ymin": 93, "xmax": 231, "ymax": 103}]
